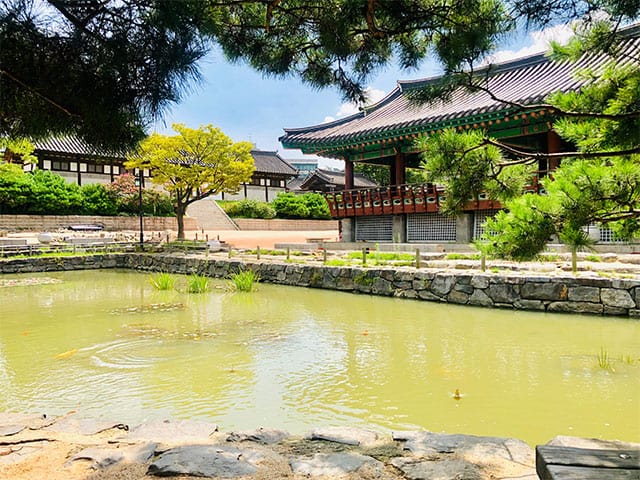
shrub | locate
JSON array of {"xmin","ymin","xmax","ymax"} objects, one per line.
[
  {"xmin": 222, "ymin": 199, "xmax": 276, "ymax": 219},
  {"xmin": 30, "ymin": 170, "xmax": 83, "ymax": 214},
  {"xmin": 272, "ymin": 192, "xmax": 331, "ymax": 219},
  {"xmin": 272, "ymin": 192, "xmax": 309, "ymax": 218},
  {"xmin": 81, "ymin": 183, "xmax": 119, "ymax": 215}
]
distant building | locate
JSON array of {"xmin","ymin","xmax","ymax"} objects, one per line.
[
  {"xmin": 220, "ymin": 150, "xmax": 298, "ymax": 202},
  {"xmin": 288, "ymin": 159, "xmax": 318, "ymax": 177},
  {"xmin": 5, "ymin": 139, "xmax": 298, "ymax": 202},
  {"xmin": 298, "ymin": 168, "xmax": 377, "ymax": 192}
]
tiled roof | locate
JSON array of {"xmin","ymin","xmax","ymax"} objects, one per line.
[
  {"xmin": 300, "ymin": 168, "xmax": 378, "ymax": 190},
  {"xmin": 280, "ymin": 24, "xmax": 640, "ymax": 152},
  {"xmin": 251, "ymin": 150, "xmax": 297, "ymax": 176},
  {"xmin": 32, "ymin": 136, "xmax": 127, "ymax": 158}
]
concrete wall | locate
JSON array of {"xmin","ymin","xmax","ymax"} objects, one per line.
[
  {"xmin": 0, "ymin": 215, "xmax": 197, "ymax": 232},
  {"xmin": 233, "ymin": 219, "xmax": 339, "ymax": 231},
  {"xmin": 2, "ymin": 254, "xmax": 638, "ymax": 317}
]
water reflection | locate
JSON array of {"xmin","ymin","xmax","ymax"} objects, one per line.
[{"xmin": 0, "ymin": 269, "xmax": 638, "ymax": 445}]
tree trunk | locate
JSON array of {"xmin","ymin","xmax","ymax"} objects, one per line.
[{"xmin": 176, "ymin": 204, "xmax": 186, "ymax": 239}]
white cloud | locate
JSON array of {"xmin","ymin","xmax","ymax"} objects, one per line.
[
  {"xmin": 324, "ymin": 115, "xmax": 335, "ymax": 123},
  {"xmin": 332, "ymin": 86, "xmax": 387, "ymax": 119},
  {"xmin": 484, "ymin": 23, "xmax": 575, "ymax": 64}
]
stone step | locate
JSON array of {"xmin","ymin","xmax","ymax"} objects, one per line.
[{"xmin": 187, "ymin": 198, "xmax": 238, "ymax": 231}]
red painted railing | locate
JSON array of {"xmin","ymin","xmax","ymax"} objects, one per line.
[{"xmin": 324, "ymin": 181, "xmax": 543, "ymax": 219}]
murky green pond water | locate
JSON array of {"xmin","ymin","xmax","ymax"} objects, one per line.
[{"xmin": 0, "ymin": 270, "xmax": 638, "ymax": 445}]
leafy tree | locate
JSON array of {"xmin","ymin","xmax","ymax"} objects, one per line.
[
  {"xmin": 1, "ymin": 0, "xmax": 208, "ymax": 150},
  {"xmin": 126, "ymin": 124, "xmax": 255, "ymax": 239}
]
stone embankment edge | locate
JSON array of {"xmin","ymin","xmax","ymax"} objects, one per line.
[{"xmin": 1, "ymin": 253, "xmax": 639, "ymax": 317}]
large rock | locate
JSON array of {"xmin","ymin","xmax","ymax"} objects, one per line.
[
  {"xmin": 307, "ymin": 426, "xmax": 378, "ymax": 446},
  {"xmin": 290, "ymin": 452, "xmax": 382, "ymax": 477},
  {"xmin": 227, "ymin": 427, "xmax": 290, "ymax": 445},
  {"xmin": 67, "ymin": 442, "xmax": 156, "ymax": 469},
  {"xmin": 44, "ymin": 414, "xmax": 127, "ymax": 436},
  {"xmin": 600, "ymin": 288, "xmax": 635, "ymax": 308},
  {"xmin": 148, "ymin": 444, "xmax": 261, "ymax": 478},
  {"xmin": 390, "ymin": 457, "xmax": 483, "ymax": 480},
  {"xmin": 125, "ymin": 419, "xmax": 218, "ymax": 445}
]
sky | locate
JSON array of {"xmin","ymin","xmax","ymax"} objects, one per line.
[{"xmin": 152, "ymin": 24, "xmax": 574, "ymax": 169}]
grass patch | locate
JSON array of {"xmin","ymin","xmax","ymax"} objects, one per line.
[
  {"xmin": 324, "ymin": 259, "xmax": 352, "ymax": 267},
  {"xmin": 585, "ymin": 254, "xmax": 601, "ymax": 262},
  {"xmin": 345, "ymin": 251, "xmax": 414, "ymax": 261},
  {"xmin": 187, "ymin": 274, "xmax": 210, "ymax": 293},
  {"xmin": 149, "ymin": 272, "xmax": 176, "ymax": 290},
  {"xmin": 445, "ymin": 253, "xmax": 480, "ymax": 260},
  {"xmin": 230, "ymin": 269, "xmax": 259, "ymax": 292}
]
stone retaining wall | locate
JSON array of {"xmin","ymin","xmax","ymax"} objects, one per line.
[
  {"xmin": 0, "ymin": 215, "xmax": 197, "ymax": 232},
  {"xmin": 2, "ymin": 254, "xmax": 638, "ymax": 317},
  {"xmin": 0, "ymin": 253, "xmax": 640, "ymax": 317},
  {"xmin": 233, "ymin": 218, "xmax": 338, "ymax": 231}
]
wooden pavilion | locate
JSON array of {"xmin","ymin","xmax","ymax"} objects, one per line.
[{"xmin": 279, "ymin": 25, "xmax": 640, "ymax": 243}]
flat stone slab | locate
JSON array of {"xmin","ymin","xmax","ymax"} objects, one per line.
[
  {"xmin": 290, "ymin": 452, "xmax": 383, "ymax": 477},
  {"xmin": 0, "ymin": 424, "xmax": 26, "ymax": 436},
  {"xmin": 43, "ymin": 414, "xmax": 127, "ymax": 436},
  {"xmin": 392, "ymin": 431, "xmax": 535, "ymax": 479},
  {"xmin": 307, "ymin": 426, "xmax": 379, "ymax": 446},
  {"xmin": 125, "ymin": 419, "xmax": 218, "ymax": 445},
  {"xmin": 393, "ymin": 431, "xmax": 532, "ymax": 461},
  {"xmin": 227, "ymin": 427, "xmax": 290, "ymax": 445},
  {"xmin": 0, "ymin": 440, "xmax": 49, "ymax": 465},
  {"xmin": 390, "ymin": 457, "xmax": 483, "ymax": 480},
  {"xmin": 0, "ymin": 413, "xmax": 53, "ymax": 433},
  {"xmin": 67, "ymin": 442, "xmax": 156, "ymax": 469},
  {"xmin": 546, "ymin": 435, "xmax": 640, "ymax": 450},
  {"xmin": 148, "ymin": 444, "xmax": 261, "ymax": 478}
]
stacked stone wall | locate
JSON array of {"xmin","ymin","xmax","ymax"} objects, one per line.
[
  {"xmin": 1, "ymin": 254, "xmax": 639, "ymax": 317},
  {"xmin": 0, "ymin": 215, "xmax": 197, "ymax": 232}
]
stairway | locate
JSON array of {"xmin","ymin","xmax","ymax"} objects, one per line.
[{"xmin": 187, "ymin": 198, "xmax": 239, "ymax": 231}]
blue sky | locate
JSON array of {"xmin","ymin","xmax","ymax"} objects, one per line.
[{"xmin": 152, "ymin": 24, "xmax": 573, "ymax": 169}]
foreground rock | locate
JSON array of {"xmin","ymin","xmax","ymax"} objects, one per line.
[{"xmin": 4, "ymin": 412, "xmax": 635, "ymax": 480}]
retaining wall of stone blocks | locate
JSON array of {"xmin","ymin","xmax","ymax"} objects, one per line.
[{"xmin": 1, "ymin": 254, "xmax": 638, "ymax": 317}]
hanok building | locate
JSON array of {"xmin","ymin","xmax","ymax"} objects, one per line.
[
  {"xmin": 220, "ymin": 149, "xmax": 298, "ymax": 202},
  {"xmin": 280, "ymin": 25, "xmax": 640, "ymax": 243},
  {"xmin": 8, "ymin": 139, "xmax": 297, "ymax": 202},
  {"xmin": 298, "ymin": 168, "xmax": 378, "ymax": 192}
]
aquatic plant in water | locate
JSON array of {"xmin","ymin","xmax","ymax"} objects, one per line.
[
  {"xmin": 187, "ymin": 274, "xmax": 210, "ymax": 293},
  {"xmin": 597, "ymin": 347, "xmax": 615, "ymax": 372},
  {"xmin": 230, "ymin": 269, "xmax": 259, "ymax": 292},
  {"xmin": 149, "ymin": 272, "xmax": 175, "ymax": 290}
]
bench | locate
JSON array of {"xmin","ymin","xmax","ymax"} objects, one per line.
[
  {"xmin": 536, "ymin": 445, "xmax": 639, "ymax": 479},
  {"xmin": 68, "ymin": 224, "xmax": 104, "ymax": 231}
]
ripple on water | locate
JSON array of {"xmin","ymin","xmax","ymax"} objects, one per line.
[{"xmin": 87, "ymin": 339, "xmax": 159, "ymax": 370}]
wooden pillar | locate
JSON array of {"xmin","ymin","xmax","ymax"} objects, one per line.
[
  {"xmin": 547, "ymin": 130, "xmax": 562, "ymax": 172},
  {"xmin": 394, "ymin": 150, "xmax": 406, "ymax": 186},
  {"xmin": 344, "ymin": 159, "xmax": 354, "ymax": 190}
]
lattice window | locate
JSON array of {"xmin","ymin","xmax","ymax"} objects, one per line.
[
  {"xmin": 598, "ymin": 225, "xmax": 624, "ymax": 243},
  {"xmin": 407, "ymin": 213, "xmax": 456, "ymax": 242},
  {"xmin": 355, "ymin": 216, "xmax": 393, "ymax": 242},
  {"xmin": 473, "ymin": 209, "xmax": 501, "ymax": 239}
]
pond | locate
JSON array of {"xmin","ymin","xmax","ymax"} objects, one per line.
[{"xmin": 0, "ymin": 269, "xmax": 638, "ymax": 446}]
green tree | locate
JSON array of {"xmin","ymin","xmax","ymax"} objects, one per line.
[
  {"xmin": 1, "ymin": 0, "xmax": 208, "ymax": 150},
  {"xmin": 29, "ymin": 170, "xmax": 83, "ymax": 214},
  {"xmin": 126, "ymin": 124, "xmax": 255, "ymax": 239}
]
